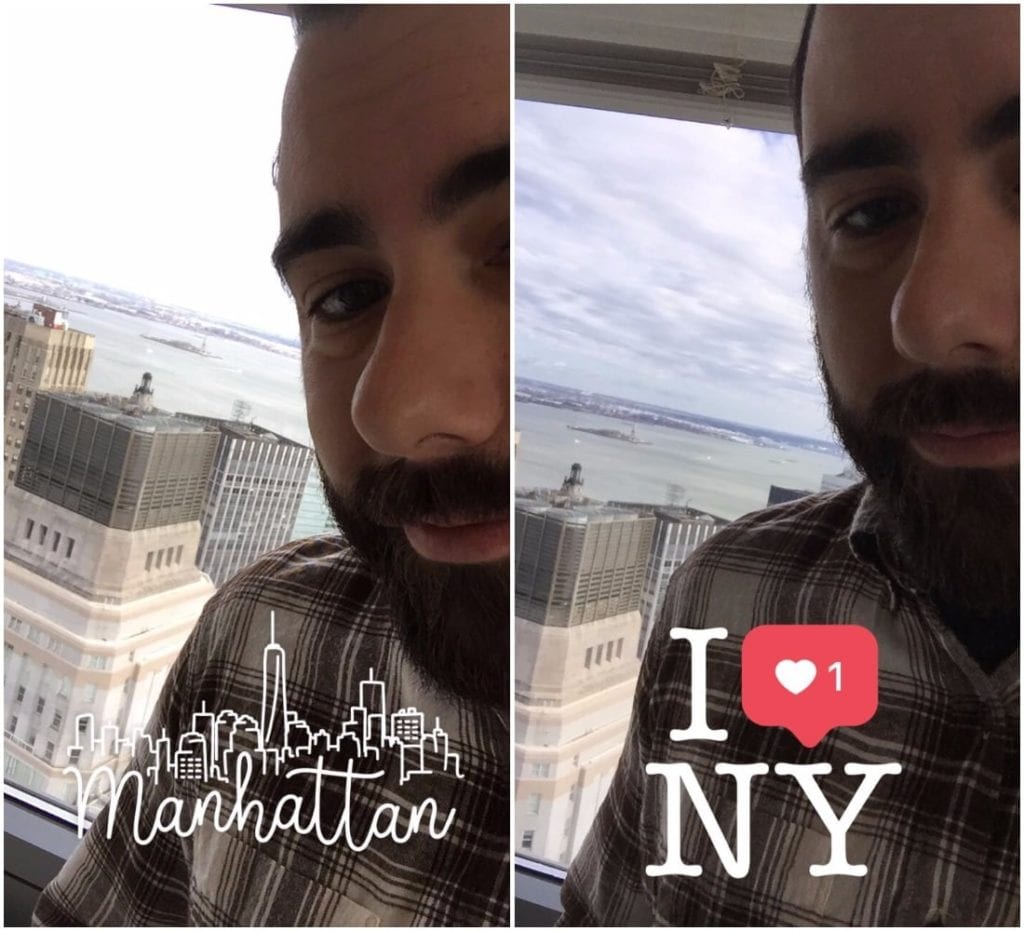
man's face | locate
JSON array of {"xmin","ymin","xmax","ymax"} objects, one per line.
[
  {"xmin": 802, "ymin": 6, "xmax": 1019, "ymax": 616},
  {"xmin": 274, "ymin": 6, "xmax": 509, "ymax": 703}
]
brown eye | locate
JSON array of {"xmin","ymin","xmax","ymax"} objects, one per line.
[
  {"xmin": 832, "ymin": 197, "xmax": 914, "ymax": 237},
  {"xmin": 307, "ymin": 278, "xmax": 389, "ymax": 322}
]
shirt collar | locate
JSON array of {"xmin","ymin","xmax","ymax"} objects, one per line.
[{"xmin": 848, "ymin": 482, "xmax": 914, "ymax": 611}]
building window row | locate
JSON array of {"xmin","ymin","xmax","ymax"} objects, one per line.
[
  {"xmin": 22, "ymin": 518, "xmax": 75, "ymax": 558},
  {"xmin": 145, "ymin": 545, "xmax": 184, "ymax": 572},
  {"xmin": 583, "ymin": 637, "xmax": 625, "ymax": 670},
  {"xmin": 6, "ymin": 613, "xmax": 105, "ymax": 667}
]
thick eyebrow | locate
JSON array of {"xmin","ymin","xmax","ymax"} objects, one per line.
[
  {"xmin": 969, "ymin": 94, "xmax": 1019, "ymax": 150},
  {"xmin": 800, "ymin": 129, "xmax": 918, "ymax": 192},
  {"xmin": 271, "ymin": 141, "xmax": 509, "ymax": 280},
  {"xmin": 271, "ymin": 207, "xmax": 374, "ymax": 280},
  {"xmin": 425, "ymin": 142, "xmax": 510, "ymax": 223}
]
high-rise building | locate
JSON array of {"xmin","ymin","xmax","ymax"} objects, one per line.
[
  {"xmin": 4, "ymin": 374, "xmax": 218, "ymax": 805},
  {"xmin": 4, "ymin": 304, "xmax": 95, "ymax": 484},
  {"xmin": 766, "ymin": 484, "xmax": 814, "ymax": 506},
  {"xmin": 515, "ymin": 491, "xmax": 655, "ymax": 864},
  {"xmin": 290, "ymin": 468, "xmax": 338, "ymax": 540},
  {"xmin": 175, "ymin": 413, "xmax": 313, "ymax": 587},
  {"xmin": 821, "ymin": 463, "xmax": 860, "ymax": 492},
  {"xmin": 608, "ymin": 501, "xmax": 729, "ymax": 656}
]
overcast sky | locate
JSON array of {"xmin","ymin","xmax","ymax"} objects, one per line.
[
  {"xmin": 516, "ymin": 100, "xmax": 836, "ymax": 442},
  {"xmin": 5, "ymin": 4, "xmax": 299, "ymax": 338}
]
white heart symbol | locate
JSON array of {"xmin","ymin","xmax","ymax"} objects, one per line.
[{"xmin": 775, "ymin": 659, "xmax": 816, "ymax": 694}]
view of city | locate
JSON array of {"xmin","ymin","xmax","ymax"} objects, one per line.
[
  {"xmin": 512, "ymin": 98, "xmax": 847, "ymax": 868},
  {"xmin": 3, "ymin": 261, "xmax": 333, "ymax": 810}
]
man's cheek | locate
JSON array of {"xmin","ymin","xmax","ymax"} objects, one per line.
[{"xmin": 303, "ymin": 363, "xmax": 371, "ymax": 480}]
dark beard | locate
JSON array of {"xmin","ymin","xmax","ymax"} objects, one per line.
[
  {"xmin": 317, "ymin": 456, "xmax": 509, "ymax": 707},
  {"xmin": 817, "ymin": 356, "xmax": 1019, "ymax": 619}
]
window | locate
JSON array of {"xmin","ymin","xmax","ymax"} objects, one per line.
[
  {"xmin": 15, "ymin": 685, "xmax": 26, "ymax": 703},
  {"xmin": 44, "ymin": 741, "xmax": 55, "ymax": 762},
  {"xmin": 78, "ymin": 717, "xmax": 88, "ymax": 733},
  {"xmin": 35, "ymin": 697, "xmax": 45, "ymax": 714},
  {"xmin": 526, "ymin": 762, "xmax": 552, "ymax": 778},
  {"xmin": 7, "ymin": 715, "xmax": 18, "ymax": 733},
  {"xmin": 6, "ymin": 2, "xmax": 300, "ymax": 815},
  {"xmin": 526, "ymin": 793, "xmax": 542, "ymax": 815},
  {"xmin": 51, "ymin": 711, "xmax": 63, "ymax": 730},
  {"xmin": 515, "ymin": 91, "xmax": 846, "ymax": 871},
  {"xmin": 155, "ymin": 549, "xmax": 163, "ymax": 569},
  {"xmin": 145, "ymin": 551, "xmax": 154, "ymax": 571},
  {"xmin": 38, "ymin": 524, "xmax": 47, "ymax": 545},
  {"xmin": 521, "ymin": 830, "xmax": 535, "ymax": 851},
  {"xmin": 69, "ymin": 748, "xmax": 81, "ymax": 764},
  {"xmin": 175, "ymin": 544, "xmax": 183, "ymax": 564}
]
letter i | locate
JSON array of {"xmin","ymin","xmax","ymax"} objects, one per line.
[{"xmin": 669, "ymin": 627, "xmax": 729, "ymax": 742}]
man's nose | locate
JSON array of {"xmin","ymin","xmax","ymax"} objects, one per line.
[
  {"xmin": 351, "ymin": 274, "xmax": 507, "ymax": 461},
  {"xmin": 891, "ymin": 178, "xmax": 1018, "ymax": 371}
]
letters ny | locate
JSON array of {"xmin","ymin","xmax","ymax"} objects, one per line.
[{"xmin": 646, "ymin": 627, "xmax": 902, "ymax": 879}]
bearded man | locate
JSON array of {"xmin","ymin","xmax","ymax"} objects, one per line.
[
  {"xmin": 559, "ymin": 5, "xmax": 1018, "ymax": 926},
  {"xmin": 34, "ymin": 5, "xmax": 510, "ymax": 926}
]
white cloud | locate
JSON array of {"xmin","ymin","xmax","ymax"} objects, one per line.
[{"xmin": 516, "ymin": 101, "xmax": 834, "ymax": 441}]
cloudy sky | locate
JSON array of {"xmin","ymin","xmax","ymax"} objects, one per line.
[
  {"xmin": 516, "ymin": 100, "xmax": 836, "ymax": 442},
  {"xmin": 5, "ymin": 5, "xmax": 298, "ymax": 337}
]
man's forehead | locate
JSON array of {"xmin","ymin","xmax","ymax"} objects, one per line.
[
  {"xmin": 802, "ymin": 6, "xmax": 1018, "ymax": 152},
  {"xmin": 277, "ymin": 5, "xmax": 508, "ymax": 222}
]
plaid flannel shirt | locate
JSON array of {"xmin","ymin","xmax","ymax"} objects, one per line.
[
  {"xmin": 34, "ymin": 536, "xmax": 510, "ymax": 927},
  {"xmin": 560, "ymin": 484, "xmax": 1018, "ymax": 926}
]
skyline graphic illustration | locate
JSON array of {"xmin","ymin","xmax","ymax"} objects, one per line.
[{"xmin": 69, "ymin": 612, "xmax": 463, "ymax": 787}]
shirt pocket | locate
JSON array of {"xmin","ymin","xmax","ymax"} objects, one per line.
[{"xmin": 189, "ymin": 832, "xmax": 383, "ymax": 926}]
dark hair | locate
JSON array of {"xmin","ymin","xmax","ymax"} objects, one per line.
[
  {"xmin": 790, "ymin": 5, "xmax": 817, "ymax": 147},
  {"xmin": 290, "ymin": 4, "xmax": 366, "ymax": 40}
]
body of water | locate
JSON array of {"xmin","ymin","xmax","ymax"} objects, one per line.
[
  {"xmin": 26, "ymin": 299, "xmax": 335, "ymax": 536},
  {"xmin": 516, "ymin": 402, "xmax": 848, "ymax": 521},
  {"xmin": 27, "ymin": 299, "xmax": 848, "ymax": 527},
  {"xmin": 53, "ymin": 300, "xmax": 311, "ymax": 445}
]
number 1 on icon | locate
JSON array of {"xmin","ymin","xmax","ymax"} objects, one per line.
[{"xmin": 828, "ymin": 661, "xmax": 842, "ymax": 691}]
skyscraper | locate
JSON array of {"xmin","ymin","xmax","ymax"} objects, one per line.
[
  {"xmin": 4, "ymin": 374, "xmax": 218, "ymax": 804},
  {"xmin": 608, "ymin": 501, "xmax": 728, "ymax": 656},
  {"xmin": 260, "ymin": 613, "xmax": 289, "ymax": 752},
  {"xmin": 175, "ymin": 413, "xmax": 313, "ymax": 586},
  {"xmin": 515, "ymin": 488, "xmax": 654, "ymax": 863},
  {"xmin": 4, "ymin": 304, "xmax": 95, "ymax": 485}
]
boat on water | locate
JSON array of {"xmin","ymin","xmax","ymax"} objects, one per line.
[
  {"xmin": 141, "ymin": 333, "xmax": 221, "ymax": 359},
  {"xmin": 566, "ymin": 421, "xmax": 651, "ymax": 445}
]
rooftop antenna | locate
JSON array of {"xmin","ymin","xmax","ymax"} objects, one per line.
[{"xmin": 231, "ymin": 399, "xmax": 252, "ymax": 423}]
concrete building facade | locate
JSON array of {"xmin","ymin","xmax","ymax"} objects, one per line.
[
  {"xmin": 515, "ymin": 501, "xmax": 654, "ymax": 864},
  {"xmin": 3, "ymin": 377, "xmax": 217, "ymax": 807},
  {"xmin": 4, "ymin": 304, "xmax": 95, "ymax": 484}
]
